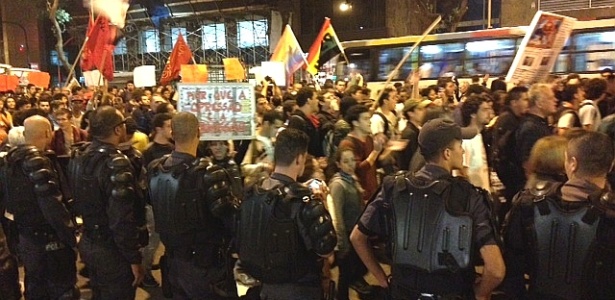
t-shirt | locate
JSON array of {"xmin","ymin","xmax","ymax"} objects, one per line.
[
  {"xmin": 339, "ymin": 135, "xmax": 378, "ymax": 203},
  {"xmin": 462, "ymin": 132, "xmax": 490, "ymax": 191},
  {"xmin": 579, "ymin": 100, "xmax": 602, "ymax": 130},
  {"xmin": 557, "ymin": 112, "xmax": 576, "ymax": 129}
]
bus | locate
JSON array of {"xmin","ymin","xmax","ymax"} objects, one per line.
[{"xmin": 334, "ymin": 18, "xmax": 615, "ymax": 95}]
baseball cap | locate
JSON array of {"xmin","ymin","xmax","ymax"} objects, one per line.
[
  {"xmin": 403, "ymin": 99, "xmax": 432, "ymax": 114},
  {"xmin": 418, "ymin": 118, "xmax": 462, "ymax": 156}
]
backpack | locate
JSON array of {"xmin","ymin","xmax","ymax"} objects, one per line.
[{"xmin": 373, "ymin": 112, "xmax": 390, "ymax": 137}]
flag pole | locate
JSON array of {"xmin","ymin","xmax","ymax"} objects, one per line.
[
  {"xmin": 373, "ymin": 16, "xmax": 441, "ymax": 108},
  {"xmin": 64, "ymin": 37, "xmax": 89, "ymax": 88}
]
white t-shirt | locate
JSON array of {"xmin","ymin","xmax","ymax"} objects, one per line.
[
  {"xmin": 557, "ymin": 111, "xmax": 576, "ymax": 129},
  {"xmin": 578, "ymin": 100, "xmax": 601, "ymax": 130},
  {"xmin": 462, "ymin": 133, "xmax": 491, "ymax": 191},
  {"xmin": 370, "ymin": 108, "xmax": 398, "ymax": 137}
]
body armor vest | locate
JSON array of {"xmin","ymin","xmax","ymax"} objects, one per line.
[
  {"xmin": 238, "ymin": 182, "xmax": 313, "ymax": 284},
  {"xmin": 391, "ymin": 175, "xmax": 473, "ymax": 273},
  {"xmin": 68, "ymin": 143, "xmax": 118, "ymax": 230},
  {"xmin": 148, "ymin": 156, "xmax": 225, "ymax": 262},
  {"xmin": 1, "ymin": 146, "xmax": 47, "ymax": 228},
  {"xmin": 519, "ymin": 183, "xmax": 600, "ymax": 300}
]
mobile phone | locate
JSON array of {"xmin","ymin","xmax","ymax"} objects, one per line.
[{"xmin": 309, "ymin": 179, "xmax": 323, "ymax": 190}]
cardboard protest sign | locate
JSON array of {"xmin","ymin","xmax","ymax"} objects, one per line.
[
  {"xmin": 223, "ymin": 58, "xmax": 246, "ymax": 81},
  {"xmin": 176, "ymin": 83, "xmax": 255, "ymax": 140},
  {"xmin": 83, "ymin": 70, "xmax": 104, "ymax": 87},
  {"xmin": 261, "ymin": 61, "xmax": 286, "ymax": 87},
  {"xmin": 506, "ymin": 11, "xmax": 576, "ymax": 84},
  {"xmin": 181, "ymin": 64, "xmax": 208, "ymax": 83},
  {"xmin": 133, "ymin": 65, "xmax": 156, "ymax": 87},
  {"xmin": 27, "ymin": 72, "xmax": 50, "ymax": 88}
]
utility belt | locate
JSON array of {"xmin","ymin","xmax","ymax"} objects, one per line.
[
  {"xmin": 82, "ymin": 224, "xmax": 113, "ymax": 243},
  {"xmin": 166, "ymin": 244, "xmax": 222, "ymax": 268},
  {"xmin": 18, "ymin": 226, "xmax": 67, "ymax": 252}
]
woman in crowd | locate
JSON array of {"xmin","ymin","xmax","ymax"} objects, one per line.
[
  {"xmin": 327, "ymin": 146, "xmax": 370, "ymax": 300},
  {"xmin": 523, "ymin": 135, "xmax": 569, "ymax": 189}
]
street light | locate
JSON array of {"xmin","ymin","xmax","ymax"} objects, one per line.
[
  {"xmin": 339, "ymin": 1, "xmax": 352, "ymax": 12},
  {"xmin": 1, "ymin": 21, "xmax": 31, "ymax": 67}
]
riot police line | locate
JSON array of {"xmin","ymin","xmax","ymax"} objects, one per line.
[{"xmin": 1, "ymin": 106, "xmax": 615, "ymax": 300}]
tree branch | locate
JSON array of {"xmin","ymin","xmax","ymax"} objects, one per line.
[{"xmin": 48, "ymin": 0, "xmax": 72, "ymax": 73}]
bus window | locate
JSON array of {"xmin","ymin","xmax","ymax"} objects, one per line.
[
  {"xmin": 553, "ymin": 53, "xmax": 569, "ymax": 73},
  {"xmin": 572, "ymin": 31, "xmax": 615, "ymax": 72},
  {"xmin": 464, "ymin": 57, "xmax": 514, "ymax": 76},
  {"xmin": 464, "ymin": 39, "xmax": 516, "ymax": 76},
  {"xmin": 340, "ymin": 49, "xmax": 371, "ymax": 81},
  {"xmin": 377, "ymin": 46, "xmax": 418, "ymax": 81},
  {"xmin": 419, "ymin": 43, "xmax": 464, "ymax": 78}
]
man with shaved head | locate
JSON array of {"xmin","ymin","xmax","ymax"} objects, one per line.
[
  {"xmin": 148, "ymin": 112, "xmax": 242, "ymax": 298},
  {"xmin": 68, "ymin": 106, "xmax": 145, "ymax": 298},
  {"xmin": 0, "ymin": 115, "xmax": 78, "ymax": 299}
]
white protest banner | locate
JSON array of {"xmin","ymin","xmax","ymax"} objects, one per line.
[
  {"xmin": 133, "ymin": 65, "xmax": 156, "ymax": 87},
  {"xmin": 261, "ymin": 61, "xmax": 286, "ymax": 87},
  {"xmin": 506, "ymin": 11, "xmax": 576, "ymax": 84},
  {"xmin": 177, "ymin": 83, "xmax": 255, "ymax": 141}
]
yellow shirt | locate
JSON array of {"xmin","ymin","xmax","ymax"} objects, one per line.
[{"xmin": 131, "ymin": 131, "xmax": 149, "ymax": 153}]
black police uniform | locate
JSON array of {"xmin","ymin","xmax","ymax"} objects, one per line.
[
  {"xmin": 148, "ymin": 151, "xmax": 241, "ymax": 299},
  {"xmin": 68, "ymin": 140, "xmax": 142, "ymax": 299},
  {"xmin": 356, "ymin": 164, "xmax": 499, "ymax": 300},
  {"xmin": 0, "ymin": 145, "xmax": 78, "ymax": 299},
  {"xmin": 501, "ymin": 177, "xmax": 615, "ymax": 299},
  {"xmin": 238, "ymin": 173, "xmax": 337, "ymax": 300}
]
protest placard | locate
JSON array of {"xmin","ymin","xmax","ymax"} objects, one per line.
[
  {"xmin": 134, "ymin": 65, "xmax": 156, "ymax": 87},
  {"xmin": 181, "ymin": 64, "xmax": 208, "ymax": 83},
  {"xmin": 506, "ymin": 11, "xmax": 576, "ymax": 84},
  {"xmin": 176, "ymin": 83, "xmax": 255, "ymax": 140}
]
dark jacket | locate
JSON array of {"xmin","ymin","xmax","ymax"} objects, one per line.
[{"xmin": 288, "ymin": 109, "xmax": 325, "ymax": 157}]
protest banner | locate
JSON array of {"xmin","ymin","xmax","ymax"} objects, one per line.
[
  {"xmin": 506, "ymin": 11, "xmax": 576, "ymax": 84},
  {"xmin": 176, "ymin": 83, "xmax": 255, "ymax": 141},
  {"xmin": 134, "ymin": 65, "xmax": 157, "ymax": 87}
]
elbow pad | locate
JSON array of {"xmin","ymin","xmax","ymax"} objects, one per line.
[{"xmin": 300, "ymin": 200, "xmax": 337, "ymax": 256}]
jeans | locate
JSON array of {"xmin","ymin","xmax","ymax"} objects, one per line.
[{"xmin": 78, "ymin": 236, "xmax": 135, "ymax": 300}]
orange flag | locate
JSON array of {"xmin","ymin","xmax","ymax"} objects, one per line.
[
  {"xmin": 181, "ymin": 64, "xmax": 208, "ymax": 83},
  {"xmin": 223, "ymin": 58, "xmax": 246, "ymax": 81},
  {"xmin": 160, "ymin": 33, "xmax": 193, "ymax": 85}
]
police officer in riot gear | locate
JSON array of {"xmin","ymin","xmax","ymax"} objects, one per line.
[
  {"xmin": 0, "ymin": 115, "xmax": 78, "ymax": 299},
  {"xmin": 238, "ymin": 128, "xmax": 337, "ymax": 300},
  {"xmin": 501, "ymin": 131, "xmax": 615, "ymax": 299},
  {"xmin": 68, "ymin": 106, "xmax": 145, "ymax": 299},
  {"xmin": 148, "ymin": 112, "xmax": 242, "ymax": 299},
  {"xmin": 350, "ymin": 118, "xmax": 505, "ymax": 300}
]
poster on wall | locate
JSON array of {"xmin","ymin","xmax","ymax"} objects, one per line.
[
  {"xmin": 176, "ymin": 83, "xmax": 255, "ymax": 141},
  {"xmin": 506, "ymin": 11, "xmax": 576, "ymax": 84}
]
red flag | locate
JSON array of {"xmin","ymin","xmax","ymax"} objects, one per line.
[
  {"xmin": 81, "ymin": 16, "xmax": 117, "ymax": 81},
  {"xmin": 160, "ymin": 33, "xmax": 193, "ymax": 85}
]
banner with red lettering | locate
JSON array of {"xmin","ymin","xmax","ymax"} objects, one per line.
[{"xmin": 176, "ymin": 83, "xmax": 255, "ymax": 140}]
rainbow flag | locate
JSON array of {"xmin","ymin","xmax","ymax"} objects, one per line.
[{"xmin": 270, "ymin": 25, "xmax": 307, "ymax": 76}]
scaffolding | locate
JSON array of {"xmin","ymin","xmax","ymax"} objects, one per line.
[{"xmin": 66, "ymin": 13, "xmax": 272, "ymax": 83}]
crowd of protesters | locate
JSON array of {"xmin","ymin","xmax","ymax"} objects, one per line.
[{"xmin": 0, "ymin": 67, "xmax": 615, "ymax": 300}]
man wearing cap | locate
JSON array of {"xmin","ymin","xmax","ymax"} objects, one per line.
[
  {"xmin": 398, "ymin": 98, "xmax": 431, "ymax": 171},
  {"xmin": 350, "ymin": 118, "xmax": 505, "ymax": 300}
]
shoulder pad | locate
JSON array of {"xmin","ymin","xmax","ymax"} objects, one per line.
[
  {"xmin": 108, "ymin": 154, "xmax": 131, "ymax": 170},
  {"xmin": 529, "ymin": 180, "xmax": 562, "ymax": 200}
]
